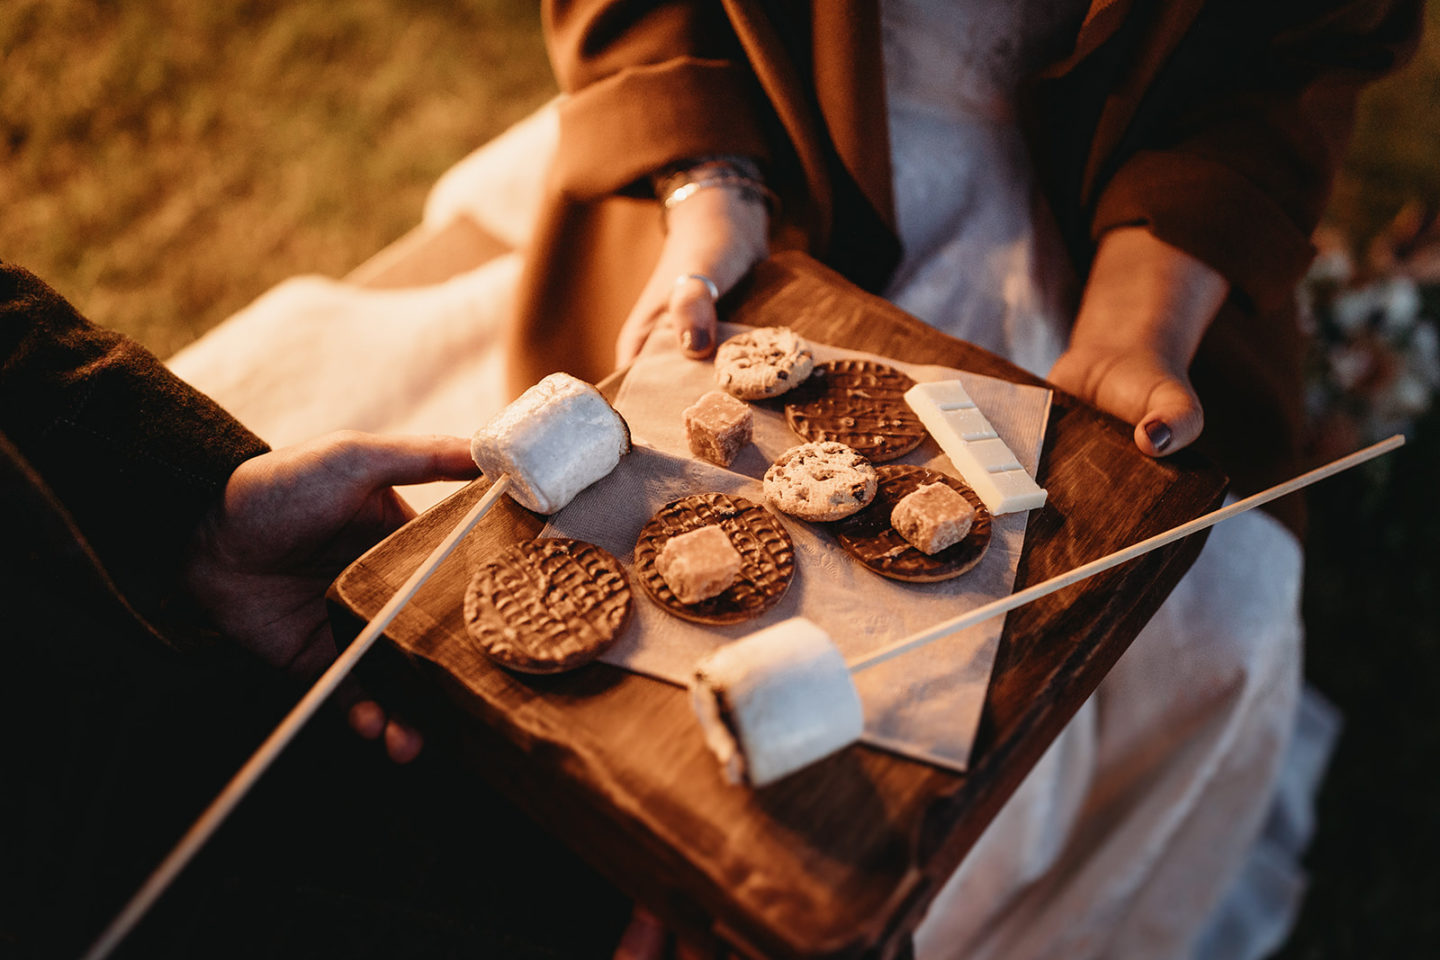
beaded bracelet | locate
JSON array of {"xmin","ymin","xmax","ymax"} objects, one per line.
[{"xmin": 654, "ymin": 157, "xmax": 779, "ymax": 226}]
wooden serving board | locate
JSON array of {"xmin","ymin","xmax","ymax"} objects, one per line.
[{"xmin": 327, "ymin": 251, "xmax": 1228, "ymax": 960}]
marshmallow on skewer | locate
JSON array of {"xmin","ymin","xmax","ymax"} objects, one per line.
[
  {"xmin": 686, "ymin": 437, "xmax": 1405, "ymax": 789},
  {"xmin": 470, "ymin": 372, "xmax": 632, "ymax": 513},
  {"xmin": 83, "ymin": 372, "xmax": 633, "ymax": 960},
  {"xmin": 690, "ymin": 618, "xmax": 864, "ymax": 786}
]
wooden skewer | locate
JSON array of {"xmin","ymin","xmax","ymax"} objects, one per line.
[
  {"xmin": 847, "ymin": 435, "xmax": 1404, "ymax": 675},
  {"xmin": 81, "ymin": 474, "xmax": 514, "ymax": 960},
  {"xmin": 86, "ymin": 434, "xmax": 1404, "ymax": 954}
]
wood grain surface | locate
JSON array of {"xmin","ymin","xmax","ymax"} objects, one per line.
[{"xmin": 327, "ymin": 251, "xmax": 1228, "ymax": 960}]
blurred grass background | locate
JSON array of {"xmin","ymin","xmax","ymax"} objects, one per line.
[
  {"xmin": 2, "ymin": 1, "xmax": 1436, "ymax": 956},
  {"xmin": 0, "ymin": 0, "xmax": 555, "ymax": 358}
]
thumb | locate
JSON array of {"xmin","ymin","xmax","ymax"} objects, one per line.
[
  {"xmin": 1134, "ymin": 378, "xmax": 1204, "ymax": 457},
  {"xmin": 657, "ymin": 185, "xmax": 769, "ymax": 361},
  {"xmin": 669, "ymin": 273, "xmax": 722, "ymax": 359},
  {"xmin": 613, "ymin": 185, "xmax": 768, "ymax": 367},
  {"xmin": 327, "ymin": 432, "xmax": 480, "ymax": 490}
]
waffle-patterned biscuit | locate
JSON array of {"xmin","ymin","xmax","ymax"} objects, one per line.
[
  {"xmin": 834, "ymin": 465, "xmax": 992, "ymax": 582},
  {"xmin": 635, "ymin": 493, "xmax": 795, "ymax": 625},
  {"xmin": 714, "ymin": 327, "xmax": 815, "ymax": 400},
  {"xmin": 763, "ymin": 441, "xmax": 878, "ymax": 522},
  {"xmin": 784, "ymin": 359, "xmax": 925, "ymax": 462},
  {"xmin": 463, "ymin": 538, "xmax": 631, "ymax": 673}
]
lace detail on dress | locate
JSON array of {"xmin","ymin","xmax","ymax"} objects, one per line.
[
  {"xmin": 881, "ymin": 0, "xmax": 1087, "ymax": 122},
  {"xmin": 880, "ymin": 0, "xmax": 1087, "ymax": 376}
]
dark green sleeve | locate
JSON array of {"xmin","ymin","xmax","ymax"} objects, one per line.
[{"xmin": 0, "ymin": 261, "xmax": 269, "ymax": 623}]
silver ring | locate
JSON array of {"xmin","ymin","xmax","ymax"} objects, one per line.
[{"xmin": 676, "ymin": 273, "xmax": 720, "ymax": 301}]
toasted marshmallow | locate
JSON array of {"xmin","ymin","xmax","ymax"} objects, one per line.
[{"xmin": 690, "ymin": 618, "xmax": 864, "ymax": 786}]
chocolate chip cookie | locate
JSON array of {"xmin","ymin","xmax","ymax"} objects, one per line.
[
  {"xmin": 762, "ymin": 441, "xmax": 878, "ymax": 522},
  {"xmin": 714, "ymin": 327, "xmax": 815, "ymax": 400}
]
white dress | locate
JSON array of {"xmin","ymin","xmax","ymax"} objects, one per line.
[
  {"xmin": 169, "ymin": 5, "xmax": 1333, "ymax": 956},
  {"xmin": 878, "ymin": 2, "xmax": 1329, "ymax": 958}
]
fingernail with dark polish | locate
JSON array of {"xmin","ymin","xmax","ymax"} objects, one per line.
[
  {"xmin": 686, "ymin": 326, "xmax": 711, "ymax": 354},
  {"xmin": 1143, "ymin": 419, "xmax": 1172, "ymax": 454}
]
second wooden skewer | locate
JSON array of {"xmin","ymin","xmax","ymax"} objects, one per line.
[{"xmin": 848, "ymin": 433, "xmax": 1405, "ymax": 673}]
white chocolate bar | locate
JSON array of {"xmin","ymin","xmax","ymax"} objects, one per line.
[
  {"xmin": 470, "ymin": 372, "xmax": 631, "ymax": 514},
  {"xmin": 690, "ymin": 618, "xmax": 864, "ymax": 786},
  {"xmin": 904, "ymin": 380, "xmax": 1047, "ymax": 515}
]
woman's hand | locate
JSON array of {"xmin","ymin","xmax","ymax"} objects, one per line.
[
  {"xmin": 183, "ymin": 431, "xmax": 480, "ymax": 762},
  {"xmin": 614, "ymin": 181, "xmax": 769, "ymax": 367},
  {"xmin": 1048, "ymin": 227, "xmax": 1229, "ymax": 456}
]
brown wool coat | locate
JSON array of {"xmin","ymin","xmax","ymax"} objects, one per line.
[{"xmin": 512, "ymin": 0, "xmax": 1421, "ymax": 536}]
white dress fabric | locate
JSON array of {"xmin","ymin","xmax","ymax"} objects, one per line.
[
  {"xmin": 880, "ymin": 0, "xmax": 1082, "ymax": 377},
  {"xmin": 167, "ymin": 6, "xmax": 1333, "ymax": 956},
  {"xmin": 878, "ymin": 2, "xmax": 1327, "ymax": 958}
]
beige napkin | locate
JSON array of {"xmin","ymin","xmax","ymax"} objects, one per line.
[{"xmin": 542, "ymin": 325, "xmax": 1051, "ymax": 772}]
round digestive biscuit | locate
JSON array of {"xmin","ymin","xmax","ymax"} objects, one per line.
[
  {"xmin": 714, "ymin": 327, "xmax": 815, "ymax": 400},
  {"xmin": 763, "ymin": 441, "xmax": 878, "ymax": 522},
  {"xmin": 783, "ymin": 359, "xmax": 925, "ymax": 463},
  {"xmin": 635, "ymin": 493, "xmax": 795, "ymax": 625},
  {"xmin": 834, "ymin": 465, "xmax": 991, "ymax": 582},
  {"xmin": 463, "ymin": 538, "xmax": 631, "ymax": 674}
]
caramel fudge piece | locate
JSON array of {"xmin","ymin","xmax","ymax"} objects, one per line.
[
  {"xmin": 891, "ymin": 482, "xmax": 976, "ymax": 555},
  {"xmin": 656, "ymin": 524, "xmax": 744, "ymax": 604},
  {"xmin": 683, "ymin": 390, "xmax": 754, "ymax": 466}
]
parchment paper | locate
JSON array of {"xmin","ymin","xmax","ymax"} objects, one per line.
[{"xmin": 542, "ymin": 325, "xmax": 1051, "ymax": 771}]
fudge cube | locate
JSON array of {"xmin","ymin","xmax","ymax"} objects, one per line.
[
  {"xmin": 656, "ymin": 525, "xmax": 743, "ymax": 604},
  {"xmin": 891, "ymin": 482, "xmax": 976, "ymax": 555},
  {"xmin": 683, "ymin": 391, "xmax": 753, "ymax": 466}
]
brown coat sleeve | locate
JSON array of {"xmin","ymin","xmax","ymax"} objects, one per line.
[
  {"xmin": 543, "ymin": 0, "xmax": 774, "ymax": 199},
  {"xmin": 1091, "ymin": 0, "xmax": 1424, "ymax": 315}
]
